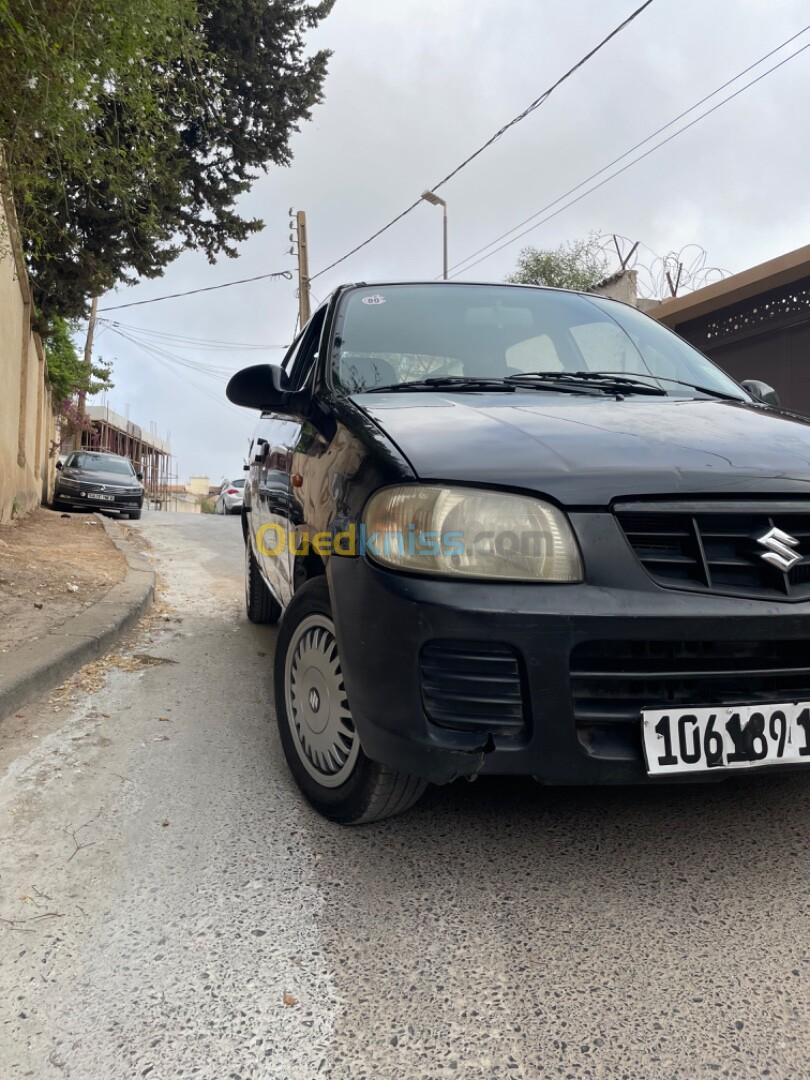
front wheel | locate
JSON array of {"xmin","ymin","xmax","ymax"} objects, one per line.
[
  {"xmin": 128, "ymin": 508, "xmax": 142, "ymax": 520},
  {"xmin": 274, "ymin": 578, "xmax": 426, "ymax": 824}
]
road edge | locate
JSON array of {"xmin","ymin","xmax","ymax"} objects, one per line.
[{"xmin": 0, "ymin": 514, "xmax": 155, "ymax": 723}]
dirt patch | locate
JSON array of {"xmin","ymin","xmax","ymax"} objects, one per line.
[{"xmin": 0, "ymin": 509, "xmax": 127, "ymax": 653}]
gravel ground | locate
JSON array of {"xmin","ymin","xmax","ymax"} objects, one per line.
[
  {"xmin": 0, "ymin": 509, "xmax": 125, "ymax": 653},
  {"xmin": 1, "ymin": 511, "xmax": 809, "ymax": 1079}
]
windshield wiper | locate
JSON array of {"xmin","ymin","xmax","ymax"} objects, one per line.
[
  {"xmin": 363, "ymin": 375, "xmax": 606, "ymax": 396},
  {"xmin": 504, "ymin": 371, "xmax": 666, "ymax": 397},
  {"xmin": 567, "ymin": 371, "xmax": 744, "ymax": 402},
  {"xmin": 364, "ymin": 376, "xmax": 517, "ymax": 393}
]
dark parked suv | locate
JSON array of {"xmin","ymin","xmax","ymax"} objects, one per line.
[
  {"xmin": 54, "ymin": 450, "xmax": 144, "ymax": 518},
  {"xmin": 228, "ymin": 281, "xmax": 810, "ymax": 824}
]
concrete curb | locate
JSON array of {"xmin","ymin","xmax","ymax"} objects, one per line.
[{"xmin": 0, "ymin": 514, "xmax": 155, "ymax": 723}]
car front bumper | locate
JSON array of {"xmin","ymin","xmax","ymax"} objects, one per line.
[
  {"xmin": 55, "ymin": 486, "xmax": 143, "ymax": 514},
  {"xmin": 328, "ymin": 554, "xmax": 810, "ymax": 786}
]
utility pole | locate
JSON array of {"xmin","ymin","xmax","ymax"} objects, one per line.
[
  {"xmin": 295, "ymin": 211, "xmax": 311, "ymax": 327},
  {"xmin": 78, "ymin": 296, "xmax": 98, "ymax": 420}
]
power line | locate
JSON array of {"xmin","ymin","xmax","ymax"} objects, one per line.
[
  {"xmin": 309, "ymin": 0, "xmax": 656, "ymax": 282},
  {"xmin": 97, "ymin": 317, "xmax": 288, "ymax": 351},
  {"xmin": 449, "ymin": 35, "xmax": 810, "ymax": 278},
  {"xmin": 105, "ymin": 325, "xmax": 235, "ymax": 379},
  {"xmin": 98, "ymin": 269, "xmax": 294, "ymax": 312},
  {"xmin": 448, "ymin": 24, "xmax": 810, "ymax": 276},
  {"xmin": 104, "ymin": 325, "xmax": 242, "ymax": 415}
]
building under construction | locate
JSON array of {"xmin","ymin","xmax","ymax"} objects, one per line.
[{"xmin": 65, "ymin": 405, "xmax": 173, "ymax": 509}]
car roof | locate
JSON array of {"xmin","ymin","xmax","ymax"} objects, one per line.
[
  {"xmin": 70, "ymin": 451, "xmax": 131, "ymax": 462},
  {"xmin": 338, "ymin": 280, "xmax": 622, "ymax": 303}
]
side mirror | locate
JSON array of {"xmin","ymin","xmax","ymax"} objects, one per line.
[
  {"xmin": 226, "ymin": 364, "xmax": 309, "ymax": 416},
  {"xmin": 742, "ymin": 379, "xmax": 780, "ymax": 408},
  {"xmin": 136, "ymin": 471, "xmax": 144, "ymax": 481},
  {"xmin": 243, "ymin": 463, "xmax": 250, "ymax": 471},
  {"xmin": 56, "ymin": 460, "xmax": 63, "ymax": 470}
]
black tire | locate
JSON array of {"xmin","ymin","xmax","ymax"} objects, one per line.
[
  {"xmin": 274, "ymin": 577, "xmax": 427, "ymax": 824},
  {"xmin": 245, "ymin": 541, "xmax": 281, "ymax": 624}
]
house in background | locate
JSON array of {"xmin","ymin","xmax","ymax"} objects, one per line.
[
  {"xmin": 652, "ymin": 244, "xmax": 810, "ymax": 414},
  {"xmin": 186, "ymin": 475, "xmax": 210, "ymax": 497}
]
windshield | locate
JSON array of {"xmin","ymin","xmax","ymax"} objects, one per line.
[
  {"xmin": 67, "ymin": 453, "xmax": 135, "ymax": 476},
  {"xmin": 333, "ymin": 284, "xmax": 746, "ymax": 399}
]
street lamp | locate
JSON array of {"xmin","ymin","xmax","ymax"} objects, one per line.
[{"xmin": 421, "ymin": 190, "xmax": 448, "ymax": 280}]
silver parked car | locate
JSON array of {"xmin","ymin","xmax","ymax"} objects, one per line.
[{"xmin": 215, "ymin": 478, "xmax": 245, "ymax": 515}]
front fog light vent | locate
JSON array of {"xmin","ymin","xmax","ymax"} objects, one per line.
[{"xmin": 419, "ymin": 640, "xmax": 526, "ymax": 738}]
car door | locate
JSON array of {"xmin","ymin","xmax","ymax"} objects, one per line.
[{"xmin": 252, "ymin": 307, "xmax": 327, "ymax": 609}]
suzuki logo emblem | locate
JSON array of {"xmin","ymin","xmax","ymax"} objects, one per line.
[{"xmin": 757, "ymin": 526, "xmax": 802, "ymax": 571}]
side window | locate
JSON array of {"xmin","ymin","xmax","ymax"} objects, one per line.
[
  {"xmin": 281, "ymin": 331, "xmax": 307, "ymax": 384},
  {"xmin": 284, "ymin": 307, "xmax": 327, "ymax": 389}
]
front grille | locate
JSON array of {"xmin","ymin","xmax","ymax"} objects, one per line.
[
  {"xmin": 420, "ymin": 640, "xmax": 526, "ymax": 738},
  {"xmin": 75, "ymin": 481, "xmax": 140, "ymax": 496},
  {"xmin": 571, "ymin": 638, "xmax": 810, "ymax": 761},
  {"xmin": 617, "ymin": 505, "xmax": 810, "ymax": 600}
]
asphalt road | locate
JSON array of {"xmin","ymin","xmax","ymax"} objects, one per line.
[{"xmin": 2, "ymin": 511, "xmax": 810, "ymax": 1079}]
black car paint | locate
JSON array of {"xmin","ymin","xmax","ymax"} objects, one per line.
[
  {"xmin": 356, "ymin": 393, "xmax": 810, "ymax": 504},
  {"xmin": 235, "ymin": 283, "xmax": 810, "ymax": 786}
]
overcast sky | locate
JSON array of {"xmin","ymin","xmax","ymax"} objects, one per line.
[{"xmin": 89, "ymin": 0, "xmax": 810, "ymax": 484}]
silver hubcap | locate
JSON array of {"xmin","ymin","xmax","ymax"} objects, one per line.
[{"xmin": 284, "ymin": 613, "xmax": 359, "ymax": 788}]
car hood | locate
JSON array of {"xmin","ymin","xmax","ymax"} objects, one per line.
[
  {"xmin": 62, "ymin": 469, "xmax": 140, "ymax": 488},
  {"xmin": 357, "ymin": 392, "xmax": 810, "ymax": 505}
]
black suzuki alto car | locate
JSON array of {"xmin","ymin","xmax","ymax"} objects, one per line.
[{"xmin": 227, "ymin": 281, "xmax": 810, "ymax": 824}]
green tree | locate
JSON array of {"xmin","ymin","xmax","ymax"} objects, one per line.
[
  {"xmin": 507, "ymin": 233, "xmax": 608, "ymax": 291},
  {"xmin": 45, "ymin": 317, "xmax": 113, "ymax": 403},
  {"xmin": 0, "ymin": 0, "xmax": 333, "ymax": 327}
]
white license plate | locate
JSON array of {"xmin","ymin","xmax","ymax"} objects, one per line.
[
  {"xmin": 94, "ymin": 493, "xmax": 115, "ymax": 502},
  {"xmin": 642, "ymin": 702, "xmax": 810, "ymax": 776}
]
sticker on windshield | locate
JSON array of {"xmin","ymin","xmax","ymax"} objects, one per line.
[{"xmin": 361, "ymin": 294, "xmax": 386, "ymax": 306}]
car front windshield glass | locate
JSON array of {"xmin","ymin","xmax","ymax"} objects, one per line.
[
  {"xmin": 333, "ymin": 284, "xmax": 746, "ymax": 399},
  {"xmin": 68, "ymin": 453, "xmax": 134, "ymax": 476}
]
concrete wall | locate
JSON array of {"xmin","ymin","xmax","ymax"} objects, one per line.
[
  {"xmin": 0, "ymin": 188, "xmax": 57, "ymax": 523},
  {"xmin": 590, "ymin": 269, "xmax": 640, "ymax": 305}
]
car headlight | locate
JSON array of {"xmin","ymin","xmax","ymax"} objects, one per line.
[
  {"xmin": 362, "ymin": 485, "xmax": 583, "ymax": 582},
  {"xmin": 57, "ymin": 476, "xmax": 81, "ymax": 488}
]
